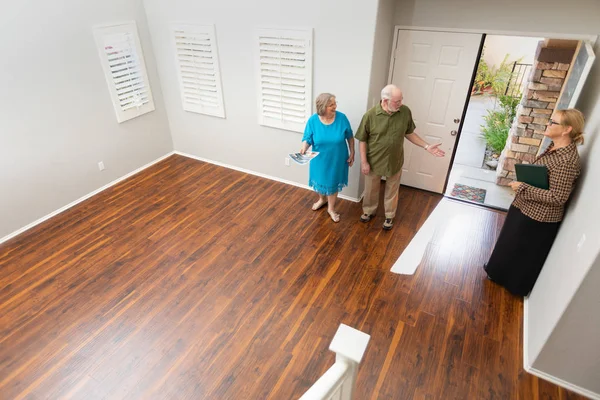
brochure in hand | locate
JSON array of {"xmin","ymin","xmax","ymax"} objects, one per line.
[{"xmin": 289, "ymin": 152, "xmax": 319, "ymax": 165}]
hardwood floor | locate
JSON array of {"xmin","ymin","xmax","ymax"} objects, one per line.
[{"xmin": 0, "ymin": 155, "xmax": 587, "ymax": 399}]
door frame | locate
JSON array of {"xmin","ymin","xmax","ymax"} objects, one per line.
[{"xmin": 387, "ymin": 26, "xmax": 598, "ymax": 194}]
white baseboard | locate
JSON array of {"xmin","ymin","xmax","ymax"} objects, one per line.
[
  {"xmin": 1, "ymin": 151, "xmax": 362, "ymax": 246},
  {"xmin": 0, "ymin": 151, "xmax": 176, "ymax": 246},
  {"xmin": 174, "ymin": 151, "xmax": 363, "ymax": 203},
  {"xmin": 523, "ymin": 299, "xmax": 600, "ymax": 400},
  {"xmin": 523, "ymin": 298, "xmax": 530, "ymax": 368}
]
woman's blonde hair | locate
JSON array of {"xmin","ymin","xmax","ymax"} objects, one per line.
[
  {"xmin": 315, "ymin": 93, "xmax": 335, "ymax": 116},
  {"xmin": 555, "ymin": 109, "xmax": 586, "ymax": 145}
]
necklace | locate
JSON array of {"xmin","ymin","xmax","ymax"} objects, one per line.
[{"xmin": 320, "ymin": 114, "xmax": 335, "ymax": 124}]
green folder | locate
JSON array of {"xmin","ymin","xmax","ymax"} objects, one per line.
[{"xmin": 515, "ymin": 164, "xmax": 549, "ymax": 190}]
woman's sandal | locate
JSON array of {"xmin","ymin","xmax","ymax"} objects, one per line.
[
  {"xmin": 328, "ymin": 210, "xmax": 340, "ymax": 223},
  {"xmin": 312, "ymin": 199, "xmax": 328, "ymax": 211}
]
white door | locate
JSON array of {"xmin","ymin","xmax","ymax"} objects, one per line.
[{"xmin": 390, "ymin": 29, "xmax": 482, "ymax": 193}]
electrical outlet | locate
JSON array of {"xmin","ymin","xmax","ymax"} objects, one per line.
[
  {"xmin": 98, "ymin": 161, "xmax": 105, "ymax": 171},
  {"xmin": 285, "ymin": 157, "xmax": 290, "ymax": 167}
]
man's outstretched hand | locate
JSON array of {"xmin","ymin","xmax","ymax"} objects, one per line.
[{"xmin": 427, "ymin": 143, "xmax": 445, "ymax": 157}]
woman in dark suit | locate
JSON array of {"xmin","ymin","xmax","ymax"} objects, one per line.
[{"xmin": 484, "ymin": 108, "xmax": 585, "ymax": 296}]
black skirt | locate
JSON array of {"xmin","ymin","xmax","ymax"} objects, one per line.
[{"xmin": 484, "ymin": 205, "xmax": 560, "ymax": 296}]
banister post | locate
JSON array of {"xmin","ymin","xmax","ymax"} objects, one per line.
[{"xmin": 328, "ymin": 324, "xmax": 371, "ymax": 400}]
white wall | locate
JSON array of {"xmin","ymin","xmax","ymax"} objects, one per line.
[
  {"xmin": 533, "ymin": 252, "xmax": 600, "ymax": 394},
  {"xmin": 393, "ymin": 0, "xmax": 600, "ymax": 37},
  {"xmin": 0, "ymin": 0, "xmax": 173, "ymax": 240},
  {"xmin": 391, "ymin": 0, "xmax": 600, "ymax": 395},
  {"xmin": 363, "ymin": 0, "xmax": 397, "ymax": 195},
  {"xmin": 528, "ymin": 39, "xmax": 600, "ymax": 394},
  {"xmin": 483, "ymin": 35, "xmax": 542, "ymax": 68},
  {"xmin": 142, "ymin": 0, "xmax": 380, "ymax": 201}
]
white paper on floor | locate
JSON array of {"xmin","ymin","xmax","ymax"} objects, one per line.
[{"xmin": 390, "ymin": 201, "xmax": 446, "ymax": 275}]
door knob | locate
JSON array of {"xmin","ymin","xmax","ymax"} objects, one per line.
[
  {"xmin": 450, "ymin": 130, "xmax": 458, "ymax": 136},
  {"xmin": 454, "ymin": 118, "xmax": 461, "ymax": 124}
]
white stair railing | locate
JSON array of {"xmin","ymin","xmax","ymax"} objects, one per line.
[{"xmin": 299, "ymin": 324, "xmax": 371, "ymax": 400}]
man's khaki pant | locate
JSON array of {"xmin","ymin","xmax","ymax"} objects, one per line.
[{"xmin": 362, "ymin": 170, "xmax": 402, "ymax": 219}]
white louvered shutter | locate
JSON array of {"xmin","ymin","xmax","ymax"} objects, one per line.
[
  {"xmin": 173, "ymin": 24, "xmax": 225, "ymax": 118},
  {"xmin": 93, "ymin": 22, "xmax": 155, "ymax": 123},
  {"xmin": 256, "ymin": 28, "xmax": 313, "ymax": 133}
]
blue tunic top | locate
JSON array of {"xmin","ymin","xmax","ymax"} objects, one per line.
[{"xmin": 302, "ymin": 111, "xmax": 353, "ymax": 195}]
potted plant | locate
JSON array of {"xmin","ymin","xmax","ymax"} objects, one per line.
[{"xmin": 471, "ymin": 51, "xmax": 519, "ymax": 97}]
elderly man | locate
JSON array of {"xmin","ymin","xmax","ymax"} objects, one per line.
[{"xmin": 355, "ymin": 84, "xmax": 445, "ymax": 230}]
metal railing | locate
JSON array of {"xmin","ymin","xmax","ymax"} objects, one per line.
[{"xmin": 504, "ymin": 62, "xmax": 532, "ymax": 98}]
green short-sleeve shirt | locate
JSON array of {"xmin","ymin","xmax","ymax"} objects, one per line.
[{"xmin": 355, "ymin": 103, "xmax": 416, "ymax": 176}]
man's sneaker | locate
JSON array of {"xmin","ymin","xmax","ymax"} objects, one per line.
[
  {"xmin": 360, "ymin": 213, "xmax": 374, "ymax": 222},
  {"xmin": 383, "ymin": 218, "xmax": 394, "ymax": 230}
]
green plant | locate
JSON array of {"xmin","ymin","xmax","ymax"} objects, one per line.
[
  {"xmin": 497, "ymin": 94, "xmax": 520, "ymax": 120},
  {"xmin": 481, "ymin": 94, "xmax": 520, "ymax": 154},
  {"xmin": 472, "ymin": 55, "xmax": 491, "ymax": 94},
  {"xmin": 490, "ymin": 54, "xmax": 514, "ymax": 95},
  {"xmin": 472, "ymin": 50, "xmax": 522, "ymax": 96},
  {"xmin": 481, "ymin": 110, "xmax": 510, "ymax": 153}
]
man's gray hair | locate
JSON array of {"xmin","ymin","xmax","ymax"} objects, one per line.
[{"xmin": 381, "ymin": 84, "xmax": 398, "ymax": 100}]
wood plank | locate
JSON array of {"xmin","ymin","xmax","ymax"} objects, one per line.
[{"xmin": 0, "ymin": 155, "xmax": 589, "ymax": 400}]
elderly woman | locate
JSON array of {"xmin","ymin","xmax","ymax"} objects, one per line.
[
  {"xmin": 300, "ymin": 93, "xmax": 354, "ymax": 222},
  {"xmin": 484, "ymin": 109, "xmax": 585, "ymax": 296}
]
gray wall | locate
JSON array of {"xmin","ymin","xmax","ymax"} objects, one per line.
[
  {"xmin": 534, "ymin": 251, "xmax": 600, "ymax": 394},
  {"xmin": 364, "ymin": 0, "xmax": 397, "ymax": 196},
  {"xmin": 0, "ymin": 0, "xmax": 173, "ymax": 240},
  {"xmin": 368, "ymin": 0, "xmax": 397, "ymax": 109},
  {"xmin": 142, "ymin": 0, "xmax": 380, "ymax": 201},
  {"xmin": 391, "ymin": 0, "xmax": 600, "ymax": 394},
  {"xmin": 529, "ymin": 39, "xmax": 600, "ymax": 394},
  {"xmin": 393, "ymin": 0, "xmax": 600, "ymax": 36}
]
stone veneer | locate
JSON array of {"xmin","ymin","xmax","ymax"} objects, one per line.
[{"xmin": 496, "ymin": 43, "xmax": 576, "ymax": 185}]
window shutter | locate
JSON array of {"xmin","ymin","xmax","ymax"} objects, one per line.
[
  {"xmin": 173, "ymin": 24, "xmax": 225, "ymax": 118},
  {"xmin": 93, "ymin": 22, "xmax": 155, "ymax": 123},
  {"xmin": 256, "ymin": 28, "xmax": 313, "ymax": 133}
]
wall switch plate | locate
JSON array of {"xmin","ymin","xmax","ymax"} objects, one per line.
[
  {"xmin": 285, "ymin": 157, "xmax": 290, "ymax": 167},
  {"xmin": 98, "ymin": 161, "xmax": 105, "ymax": 171}
]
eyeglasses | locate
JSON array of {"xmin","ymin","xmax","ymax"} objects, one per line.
[
  {"xmin": 385, "ymin": 98, "xmax": 402, "ymax": 105},
  {"xmin": 548, "ymin": 119, "xmax": 561, "ymax": 126}
]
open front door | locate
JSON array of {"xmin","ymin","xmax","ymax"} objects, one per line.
[{"xmin": 389, "ymin": 29, "xmax": 482, "ymax": 193}]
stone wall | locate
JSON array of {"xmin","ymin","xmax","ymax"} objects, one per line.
[{"xmin": 496, "ymin": 43, "xmax": 576, "ymax": 185}]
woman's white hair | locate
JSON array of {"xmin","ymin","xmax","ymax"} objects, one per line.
[
  {"xmin": 315, "ymin": 93, "xmax": 335, "ymax": 116},
  {"xmin": 381, "ymin": 84, "xmax": 398, "ymax": 100}
]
